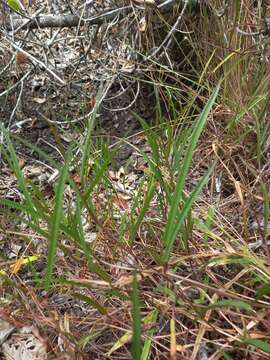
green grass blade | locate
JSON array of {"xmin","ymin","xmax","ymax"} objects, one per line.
[
  {"xmin": 203, "ymin": 206, "xmax": 215, "ymax": 244},
  {"xmin": 162, "ymin": 162, "xmax": 215, "ymax": 262},
  {"xmin": 70, "ymin": 292, "xmax": 107, "ymax": 315},
  {"xmin": 74, "ymin": 196, "xmax": 94, "ymax": 267},
  {"xmin": 107, "ymin": 332, "xmax": 132, "ymax": 356},
  {"xmin": 132, "ymin": 112, "xmax": 171, "ymax": 201},
  {"xmin": 162, "ymin": 83, "xmax": 220, "ymax": 261},
  {"xmin": 2, "ymin": 127, "xmax": 38, "ymax": 223},
  {"xmin": 82, "ymin": 154, "xmax": 111, "ymax": 200},
  {"xmin": 141, "ymin": 309, "xmax": 158, "ymax": 360},
  {"xmin": 129, "ymin": 176, "xmax": 156, "ymax": 244},
  {"xmin": 44, "ymin": 153, "xmax": 70, "ymax": 290},
  {"xmin": 80, "ymin": 114, "xmax": 95, "ymax": 184},
  {"xmin": 131, "ymin": 271, "xmax": 142, "ymax": 360},
  {"xmin": 222, "ymin": 352, "xmax": 233, "ymax": 360},
  {"xmin": 206, "ymin": 299, "xmax": 253, "ymax": 312},
  {"xmin": 241, "ymin": 338, "xmax": 270, "ymax": 353},
  {"xmin": 261, "ymin": 183, "xmax": 270, "ymax": 237},
  {"xmin": 11, "ymin": 133, "xmax": 60, "ymax": 169},
  {"xmin": 256, "ymin": 282, "xmax": 270, "ymax": 300},
  {"xmin": 80, "ymin": 83, "xmax": 107, "ymax": 184}
]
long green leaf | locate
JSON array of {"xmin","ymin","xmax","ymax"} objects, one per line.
[
  {"xmin": 162, "ymin": 162, "xmax": 215, "ymax": 262},
  {"xmin": 141, "ymin": 310, "xmax": 158, "ymax": 360},
  {"xmin": 131, "ymin": 272, "xmax": 142, "ymax": 360},
  {"xmin": 80, "ymin": 83, "xmax": 106, "ymax": 184},
  {"xmin": 107, "ymin": 332, "xmax": 132, "ymax": 357},
  {"xmin": 2, "ymin": 127, "xmax": 38, "ymax": 223},
  {"xmin": 70, "ymin": 292, "xmax": 107, "ymax": 315},
  {"xmin": 206, "ymin": 299, "xmax": 253, "ymax": 312},
  {"xmin": 45, "ymin": 154, "xmax": 70, "ymax": 290},
  {"xmin": 133, "ymin": 113, "xmax": 171, "ymax": 202},
  {"xmin": 7, "ymin": 0, "xmax": 21, "ymax": 12},
  {"xmin": 241, "ymin": 338, "xmax": 270, "ymax": 353},
  {"xmin": 162, "ymin": 83, "xmax": 220, "ymax": 261},
  {"xmin": 129, "ymin": 176, "xmax": 156, "ymax": 244},
  {"xmin": 256, "ymin": 282, "xmax": 270, "ymax": 299}
]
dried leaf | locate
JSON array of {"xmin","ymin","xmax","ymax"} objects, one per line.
[
  {"xmin": 10, "ymin": 256, "xmax": 39, "ymax": 274},
  {"xmin": 140, "ymin": 17, "xmax": 147, "ymax": 32},
  {"xmin": 16, "ymin": 51, "xmax": 29, "ymax": 66},
  {"xmin": 235, "ymin": 180, "xmax": 244, "ymax": 207},
  {"xmin": 18, "ymin": 158, "xmax": 25, "ymax": 169},
  {"xmin": 133, "ymin": 0, "xmax": 156, "ymax": 7},
  {"xmin": 2, "ymin": 326, "xmax": 47, "ymax": 360},
  {"xmin": 114, "ymin": 273, "xmax": 141, "ymax": 287},
  {"xmin": 89, "ymin": 96, "xmax": 96, "ymax": 109},
  {"xmin": 72, "ymin": 174, "xmax": 81, "ymax": 185},
  {"xmin": 0, "ymin": 319, "xmax": 15, "ymax": 346},
  {"xmin": 32, "ymin": 97, "xmax": 46, "ymax": 104}
]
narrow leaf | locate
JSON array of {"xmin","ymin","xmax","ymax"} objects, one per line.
[
  {"xmin": 141, "ymin": 310, "xmax": 158, "ymax": 360},
  {"xmin": 45, "ymin": 154, "xmax": 70, "ymax": 290},
  {"xmin": 206, "ymin": 299, "xmax": 253, "ymax": 312},
  {"xmin": 7, "ymin": 0, "xmax": 21, "ymax": 12},
  {"xmin": 162, "ymin": 83, "xmax": 220, "ymax": 261},
  {"xmin": 256, "ymin": 283, "xmax": 270, "ymax": 299},
  {"xmin": 131, "ymin": 272, "xmax": 142, "ymax": 360},
  {"xmin": 241, "ymin": 338, "xmax": 270, "ymax": 353},
  {"xmin": 70, "ymin": 292, "xmax": 107, "ymax": 315},
  {"xmin": 107, "ymin": 332, "xmax": 132, "ymax": 356},
  {"xmin": 162, "ymin": 162, "xmax": 215, "ymax": 262}
]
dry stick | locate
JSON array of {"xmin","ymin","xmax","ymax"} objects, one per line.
[
  {"xmin": 1, "ymin": 38, "xmax": 66, "ymax": 85},
  {"xmin": 0, "ymin": 69, "xmax": 31, "ymax": 97},
  {"xmin": 12, "ymin": 7, "xmax": 45, "ymax": 35},
  {"xmin": 9, "ymin": 75, "xmax": 25, "ymax": 126},
  {"xmin": 1, "ymin": 0, "xmax": 197, "ymax": 31},
  {"xmin": 148, "ymin": 0, "xmax": 189, "ymax": 59},
  {"xmin": 0, "ymin": 53, "xmax": 16, "ymax": 76},
  {"xmin": 103, "ymin": 81, "xmax": 140, "ymax": 112},
  {"xmin": 2, "ymin": 7, "xmax": 129, "ymax": 31}
]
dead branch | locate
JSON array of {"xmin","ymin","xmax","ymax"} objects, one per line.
[{"xmin": 1, "ymin": 0, "xmax": 198, "ymax": 31}]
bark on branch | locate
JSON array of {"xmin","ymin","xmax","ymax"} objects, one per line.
[
  {"xmin": 5, "ymin": 11, "xmax": 114, "ymax": 31},
  {"xmin": 2, "ymin": 0, "xmax": 198, "ymax": 31}
]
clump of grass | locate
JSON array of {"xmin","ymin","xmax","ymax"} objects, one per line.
[{"xmin": 1, "ymin": 1, "xmax": 270, "ymax": 359}]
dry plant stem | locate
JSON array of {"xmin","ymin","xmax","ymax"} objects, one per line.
[
  {"xmin": 236, "ymin": 27, "xmax": 262, "ymax": 36},
  {"xmin": 191, "ymin": 268, "xmax": 249, "ymax": 359},
  {"xmin": 148, "ymin": 0, "xmax": 189, "ymax": 58},
  {"xmin": 0, "ymin": 53, "xmax": 15, "ymax": 76},
  {"xmin": 11, "ymin": 7, "xmax": 45, "ymax": 35},
  {"xmin": 103, "ymin": 81, "xmax": 140, "ymax": 112},
  {"xmin": 1, "ymin": 36, "xmax": 66, "ymax": 85},
  {"xmin": 0, "ymin": 69, "xmax": 31, "ymax": 97},
  {"xmin": 37, "ymin": 138, "xmax": 65, "ymax": 160},
  {"xmin": 167, "ymin": 270, "xmax": 270, "ymax": 310},
  {"xmin": 8, "ymin": 77, "xmax": 24, "ymax": 126}
]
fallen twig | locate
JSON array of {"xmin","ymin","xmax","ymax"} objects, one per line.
[{"xmin": 1, "ymin": 0, "xmax": 198, "ymax": 31}]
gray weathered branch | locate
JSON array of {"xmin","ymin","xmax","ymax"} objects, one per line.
[{"xmin": 2, "ymin": 0, "xmax": 198, "ymax": 31}]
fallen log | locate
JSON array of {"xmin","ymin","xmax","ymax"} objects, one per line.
[{"xmin": 1, "ymin": 0, "xmax": 199, "ymax": 31}]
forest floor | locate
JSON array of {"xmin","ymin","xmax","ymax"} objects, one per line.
[{"xmin": 1, "ymin": 1, "xmax": 270, "ymax": 360}]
